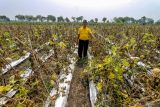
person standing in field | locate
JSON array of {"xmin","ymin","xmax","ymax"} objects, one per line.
[{"xmin": 77, "ymin": 20, "xmax": 93, "ymax": 62}]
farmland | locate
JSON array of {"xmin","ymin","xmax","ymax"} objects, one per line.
[{"xmin": 0, "ymin": 23, "xmax": 160, "ymax": 107}]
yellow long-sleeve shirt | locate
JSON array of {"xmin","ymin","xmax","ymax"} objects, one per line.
[{"xmin": 78, "ymin": 26, "xmax": 92, "ymax": 40}]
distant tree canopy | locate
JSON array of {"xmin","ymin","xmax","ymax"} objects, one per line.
[
  {"xmin": 138, "ymin": 16, "xmax": 154, "ymax": 24},
  {"xmin": 1, "ymin": 15, "xmax": 160, "ymax": 24},
  {"xmin": 90, "ymin": 19, "xmax": 94, "ymax": 23},
  {"xmin": 0, "ymin": 16, "xmax": 10, "ymax": 22},
  {"xmin": 71, "ymin": 16, "xmax": 76, "ymax": 22},
  {"xmin": 155, "ymin": 19, "xmax": 160, "ymax": 24},
  {"xmin": 15, "ymin": 15, "xmax": 25, "ymax": 21},
  {"xmin": 113, "ymin": 16, "xmax": 155, "ymax": 25},
  {"xmin": 95, "ymin": 18, "xmax": 98, "ymax": 23},
  {"xmin": 57, "ymin": 16, "xmax": 64, "ymax": 22},
  {"xmin": 102, "ymin": 17, "xmax": 107, "ymax": 23},
  {"xmin": 47, "ymin": 15, "xmax": 56, "ymax": 22},
  {"xmin": 113, "ymin": 17, "xmax": 136, "ymax": 24},
  {"xmin": 76, "ymin": 16, "xmax": 83, "ymax": 22},
  {"xmin": 65, "ymin": 17, "xmax": 70, "ymax": 23}
]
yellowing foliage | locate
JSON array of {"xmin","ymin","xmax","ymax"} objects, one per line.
[
  {"xmin": 97, "ymin": 82, "xmax": 103, "ymax": 92},
  {"xmin": 58, "ymin": 42, "xmax": 66, "ymax": 49},
  {"xmin": 108, "ymin": 72, "xmax": 115, "ymax": 79},
  {"xmin": 152, "ymin": 68, "xmax": 160, "ymax": 77},
  {"xmin": 0, "ymin": 85, "xmax": 12, "ymax": 93}
]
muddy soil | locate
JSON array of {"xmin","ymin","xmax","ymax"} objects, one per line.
[{"xmin": 66, "ymin": 64, "xmax": 91, "ymax": 107}]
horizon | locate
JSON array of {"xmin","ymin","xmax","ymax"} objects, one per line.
[{"xmin": 1, "ymin": 0, "xmax": 160, "ymax": 21}]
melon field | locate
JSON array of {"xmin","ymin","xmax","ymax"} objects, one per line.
[{"xmin": 0, "ymin": 23, "xmax": 160, "ymax": 107}]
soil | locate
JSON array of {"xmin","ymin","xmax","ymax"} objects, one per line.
[{"xmin": 66, "ymin": 64, "xmax": 91, "ymax": 107}]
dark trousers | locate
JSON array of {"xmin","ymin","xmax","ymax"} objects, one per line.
[{"xmin": 78, "ymin": 40, "xmax": 89, "ymax": 58}]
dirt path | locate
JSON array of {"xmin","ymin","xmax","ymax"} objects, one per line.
[{"xmin": 66, "ymin": 65, "xmax": 91, "ymax": 107}]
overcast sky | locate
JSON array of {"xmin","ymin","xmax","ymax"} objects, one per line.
[{"xmin": 0, "ymin": 0, "xmax": 160, "ymax": 21}]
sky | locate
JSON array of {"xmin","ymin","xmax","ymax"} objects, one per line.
[{"xmin": 0, "ymin": 0, "xmax": 160, "ymax": 21}]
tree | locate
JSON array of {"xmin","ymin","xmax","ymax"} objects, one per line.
[
  {"xmin": 32, "ymin": 17, "xmax": 37, "ymax": 22},
  {"xmin": 138, "ymin": 16, "xmax": 147, "ymax": 25},
  {"xmin": 141, "ymin": 16, "xmax": 147, "ymax": 24},
  {"xmin": 36, "ymin": 15, "xmax": 43, "ymax": 22},
  {"xmin": 76, "ymin": 17, "xmax": 80, "ymax": 22},
  {"xmin": 71, "ymin": 16, "xmax": 76, "ymax": 22},
  {"xmin": 102, "ymin": 17, "xmax": 107, "ymax": 23},
  {"xmin": 123, "ymin": 17, "xmax": 136, "ymax": 24},
  {"xmin": 90, "ymin": 19, "xmax": 94, "ymax": 23},
  {"xmin": 146, "ymin": 18, "xmax": 154, "ymax": 24},
  {"xmin": 65, "ymin": 17, "xmax": 70, "ymax": 23},
  {"xmin": 138, "ymin": 16, "xmax": 154, "ymax": 25},
  {"xmin": 25, "ymin": 15, "xmax": 34, "ymax": 22},
  {"xmin": 41, "ymin": 16, "xmax": 47, "ymax": 22},
  {"xmin": 0, "ymin": 16, "xmax": 10, "ymax": 22},
  {"xmin": 130, "ymin": 17, "xmax": 136, "ymax": 23},
  {"xmin": 57, "ymin": 16, "xmax": 64, "ymax": 22},
  {"xmin": 76, "ymin": 16, "xmax": 83, "ymax": 22},
  {"xmin": 95, "ymin": 18, "xmax": 98, "ymax": 23},
  {"xmin": 155, "ymin": 19, "xmax": 160, "ymax": 24},
  {"xmin": 113, "ymin": 17, "xmax": 123, "ymax": 23},
  {"xmin": 47, "ymin": 15, "xmax": 56, "ymax": 22},
  {"xmin": 15, "ymin": 15, "xmax": 19, "ymax": 21},
  {"xmin": 123, "ymin": 17, "xmax": 131, "ymax": 24},
  {"xmin": 35, "ymin": 15, "xmax": 46, "ymax": 22},
  {"xmin": 79, "ymin": 16, "xmax": 83, "ymax": 22},
  {"xmin": 15, "ymin": 15, "xmax": 25, "ymax": 21},
  {"xmin": 113, "ymin": 17, "xmax": 136, "ymax": 24}
]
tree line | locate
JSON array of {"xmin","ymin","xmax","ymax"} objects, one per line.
[
  {"xmin": 0, "ymin": 15, "xmax": 160, "ymax": 24},
  {"xmin": 0, "ymin": 15, "xmax": 83, "ymax": 23}
]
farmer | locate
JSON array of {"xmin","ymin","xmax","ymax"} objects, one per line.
[{"xmin": 77, "ymin": 20, "xmax": 93, "ymax": 61}]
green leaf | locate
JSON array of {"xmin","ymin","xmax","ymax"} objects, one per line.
[
  {"xmin": 52, "ymin": 34, "xmax": 57, "ymax": 40},
  {"xmin": 18, "ymin": 87, "xmax": 29, "ymax": 96},
  {"xmin": 9, "ymin": 75, "xmax": 16, "ymax": 84},
  {"xmin": 96, "ymin": 64, "xmax": 103, "ymax": 69},
  {"xmin": 4, "ymin": 32, "xmax": 10, "ymax": 37},
  {"xmin": 58, "ymin": 42, "xmax": 66, "ymax": 49},
  {"xmin": 31, "ymin": 79, "xmax": 39, "ymax": 87},
  {"xmin": 50, "ymin": 80, "xmax": 55, "ymax": 86},
  {"xmin": 19, "ymin": 70, "xmax": 25, "ymax": 75},
  {"xmin": 122, "ymin": 59, "xmax": 130, "ymax": 67},
  {"xmin": 51, "ymin": 74, "xmax": 58, "ymax": 81},
  {"xmin": 117, "ymin": 75, "xmax": 123, "ymax": 81},
  {"xmin": 0, "ymin": 85, "xmax": 12, "ymax": 93},
  {"xmin": 108, "ymin": 72, "xmax": 115, "ymax": 79},
  {"xmin": 123, "ymin": 44, "xmax": 129, "ymax": 50},
  {"xmin": 114, "ymin": 65, "xmax": 124, "ymax": 73},
  {"xmin": 96, "ymin": 82, "xmax": 103, "ymax": 92},
  {"xmin": 130, "ymin": 37, "xmax": 135, "ymax": 46},
  {"xmin": 103, "ymin": 56, "xmax": 113, "ymax": 65},
  {"xmin": 16, "ymin": 102, "xmax": 23, "ymax": 107},
  {"xmin": 49, "ymin": 40, "xmax": 54, "ymax": 45},
  {"xmin": 111, "ymin": 45, "xmax": 118, "ymax": 56}
]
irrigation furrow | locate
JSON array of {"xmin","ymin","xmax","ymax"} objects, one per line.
[{"xmin": 45, "ymin": 48, "xmax": 77, "ymax": 107}]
